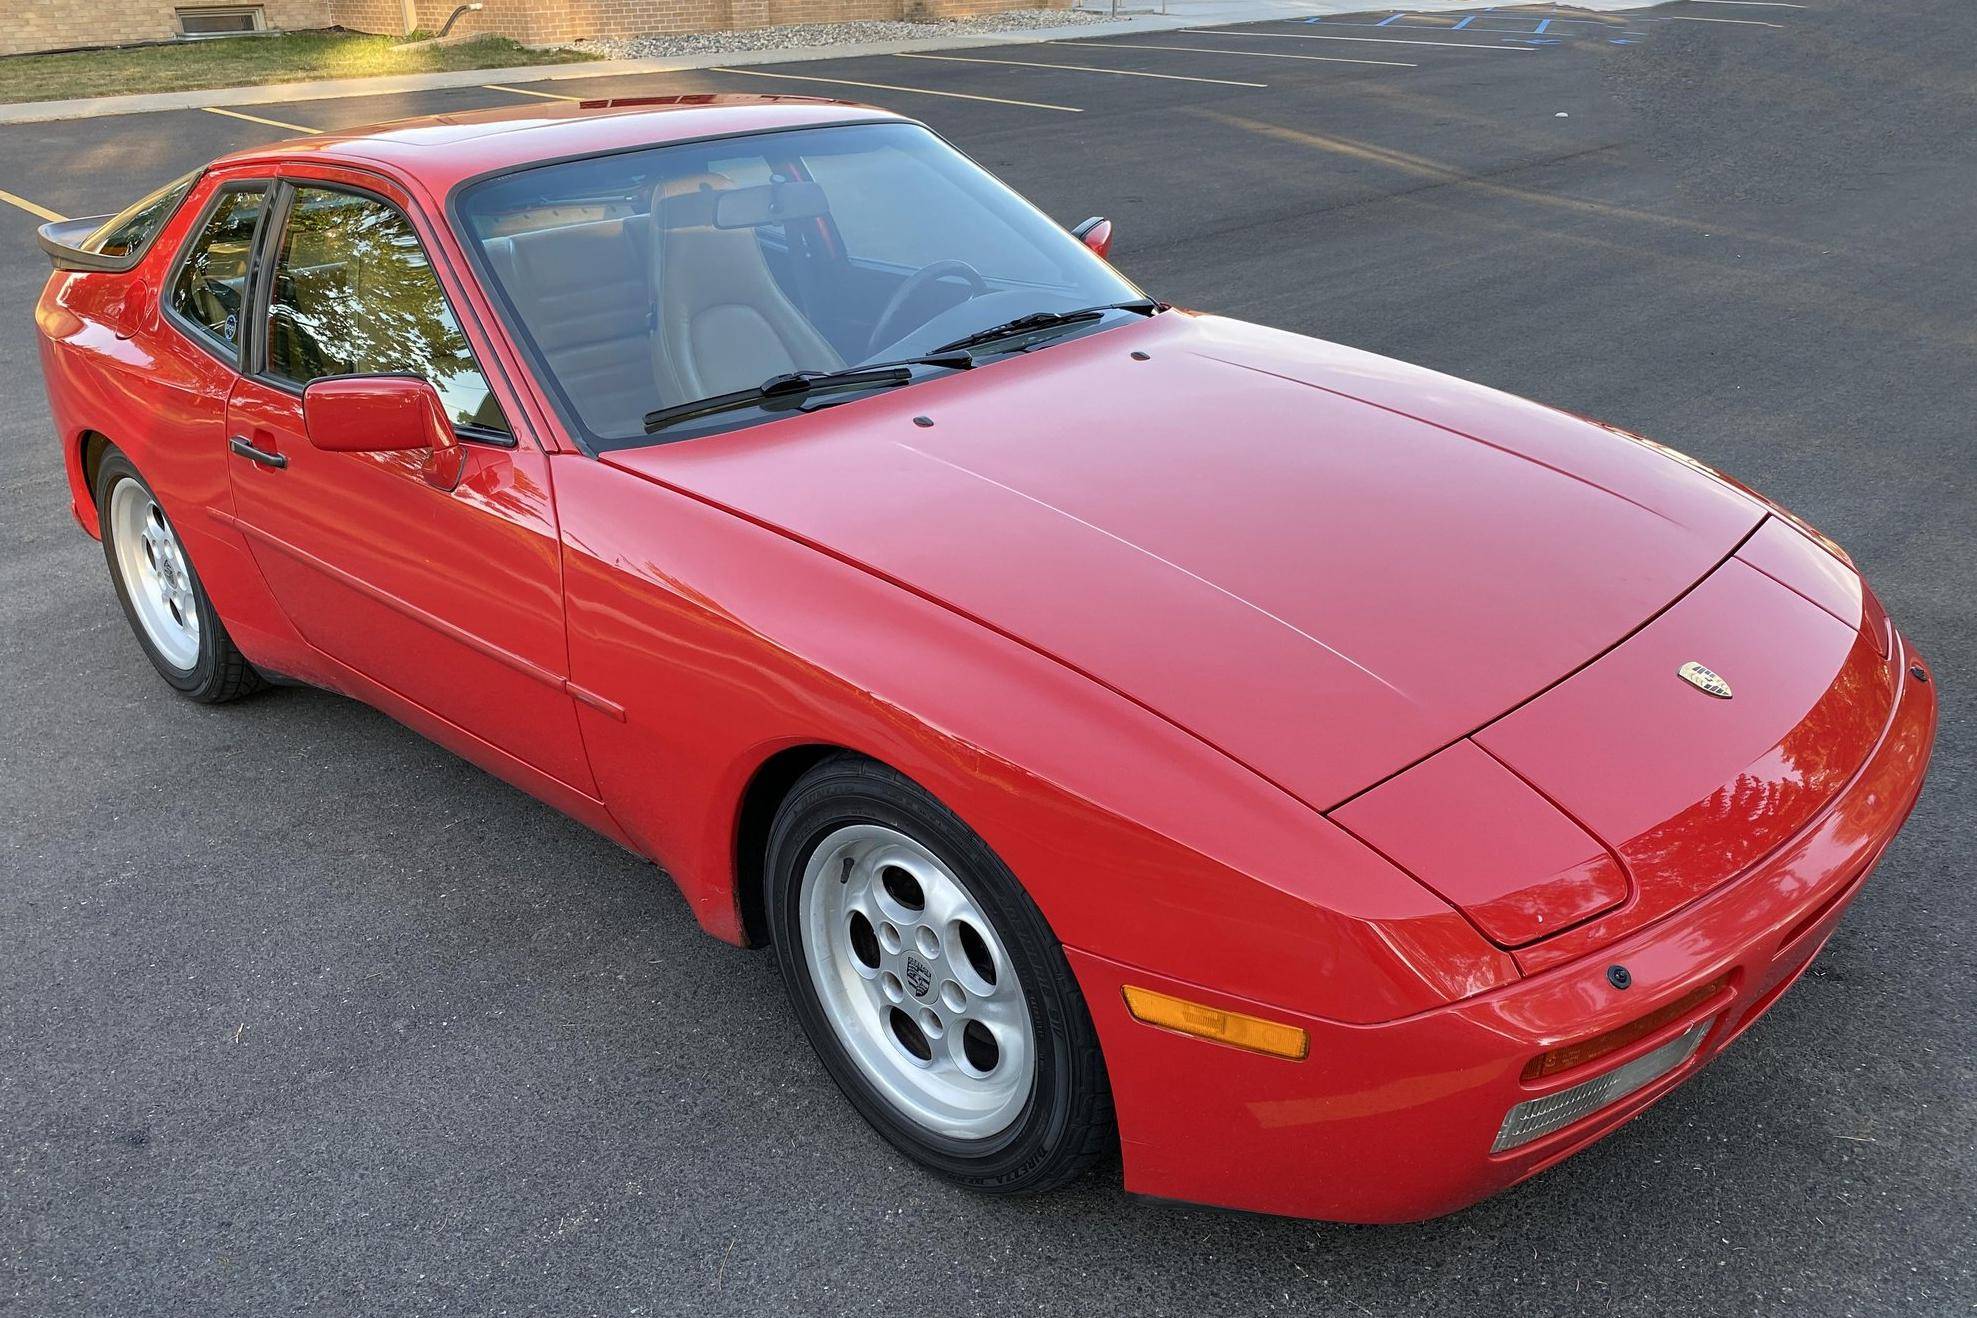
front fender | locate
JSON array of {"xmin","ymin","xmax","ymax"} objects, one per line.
[{"xmin": 553, "ymin": 455, "xmax": 1515, "ymax": 1026}]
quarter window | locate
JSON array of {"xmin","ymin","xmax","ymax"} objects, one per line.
[
  {"xmin": 169, "ymin": 185, "xmax": 268, "ymax": 349},
  {"xmin": 265, "ymin": 186, "xmax": 507, "ymax": 434}
]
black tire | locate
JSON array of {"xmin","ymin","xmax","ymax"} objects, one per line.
[
  {"xmin": 95, "ymin": 450, "xmax": 265, "ymax": 704},
  {"xmin": 765, "ymin": 753, "xmax": 1115, "ymax": 1194}
]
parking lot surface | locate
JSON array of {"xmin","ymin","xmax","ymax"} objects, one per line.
[{"xmin": 2, "ymin": 3, "xmax": 1972, "ymax": 1314}]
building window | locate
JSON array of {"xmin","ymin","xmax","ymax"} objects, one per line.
[{"xmin": 175, "ymin": 7, "xmax": 267, "ymax": 37}]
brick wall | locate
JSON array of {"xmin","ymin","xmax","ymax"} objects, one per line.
[
  {"xmin": 323, "ymin": 0, "xmax": 408, "ymax": 37},
  {"xmin": 333, "ymin": 0, "xmax": 1068, "ymax": 42},
  {"xmin": 0, "ymin": 0, "xmax": 1065, "ymax": 58},
  {"xmin": 1, "ymin": 0, "xmax": 332, "ymax": 57}
]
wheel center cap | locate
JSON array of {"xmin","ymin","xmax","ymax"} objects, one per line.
[{"xmin": 903, "ymin": 955, "xmax": 933, "ymax": 999}]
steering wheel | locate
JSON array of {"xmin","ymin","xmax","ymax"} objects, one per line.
[{"xmin": 868, "ymin": 259, "xmax": 989, "ymax": 356}]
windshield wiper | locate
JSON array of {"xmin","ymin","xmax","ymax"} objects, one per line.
[
  {"xmin": 643, "ymin": 353, "xmax": 974, "ymax": 434},
  {"xmin": 931, "ymin": 299, "xmax": 1160, "ymax": 357}
]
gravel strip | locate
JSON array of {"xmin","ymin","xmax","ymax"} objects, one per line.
[{"xmin": 572, "ymin": 7, "xmax": 1129, "ymax": 60}]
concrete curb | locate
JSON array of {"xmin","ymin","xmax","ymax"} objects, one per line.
[{"xmin": 0, "ymin": 1, "xmax": 1651, "ymax": 126}]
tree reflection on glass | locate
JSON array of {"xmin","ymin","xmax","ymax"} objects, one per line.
[{"xmin": 267, "ymin": 188, "xmax": 507, "ymax": 433}]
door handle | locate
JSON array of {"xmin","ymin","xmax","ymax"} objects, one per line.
[{"xmin": 229, "ymin": 435, "xmax": 288, "ymax": 469}]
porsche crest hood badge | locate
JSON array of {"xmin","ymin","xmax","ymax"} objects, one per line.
[{"xmin": 1677, "ymin": 661, "xmax": 1733, "ymax": 699}]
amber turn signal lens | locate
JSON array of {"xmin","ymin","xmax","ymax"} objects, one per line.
[
  {"xmin": 1122, "ymin": 986, "xmax": 1309, "ymax": 1060},
  {"xmin": 1521, "ymin": 974, "xmax": 1731, "ymax": 1081}
]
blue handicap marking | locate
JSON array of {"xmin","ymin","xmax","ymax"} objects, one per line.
[{"xmin": 1303, "ymin": 16, "xmax": 1596, "ymax": 40}]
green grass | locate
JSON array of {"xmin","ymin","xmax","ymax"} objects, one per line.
[{"xmin": 0, "ymin": 31, "xmax": 599, "ymax": 104}]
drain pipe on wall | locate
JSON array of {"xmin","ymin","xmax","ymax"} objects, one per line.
[{"xmin": 437, "ymin": 2, "xmax": 485, "ymax": 38}]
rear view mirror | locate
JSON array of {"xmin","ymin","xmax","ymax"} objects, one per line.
[
  {"xmin": 1072, "ymin": 216, "xmax": 1114, "ymax": 260},
  {"xmin": 714, "ymin": 179, "xmax": 830, "ymax": 229},
  {"xmin": 302, "ymin": 375, "xmax": 463, "ymax": 487}
]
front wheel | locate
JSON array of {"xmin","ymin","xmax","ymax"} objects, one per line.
[
  {"xmin": 765, "ymin": 755, "xmax": 1114, "ymax": 1194},
  {"xmin": 96, "ymin": 451, "xmax": 263, "ymax": 703}
]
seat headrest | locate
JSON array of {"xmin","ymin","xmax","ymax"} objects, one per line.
[{"xmin": 651, "ymin": 172, "xmax": 737, "ymax": 231}]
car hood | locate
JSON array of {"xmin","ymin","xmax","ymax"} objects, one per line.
[{"xmin": 604, "ymin": 311, "xmax": 1766, "ymax": 809}]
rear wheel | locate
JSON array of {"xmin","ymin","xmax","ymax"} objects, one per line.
[
  {"xmin": 96, "ymin": 451, "xmax": 263, "ymax": 703},
  {"xmin": 765, "ymin": 754, "xmax": 1114, "ymax": 1193}
]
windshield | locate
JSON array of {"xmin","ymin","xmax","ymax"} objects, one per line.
[{"xmin": 455, "ymin": 121, "xmax": 1145, "ymax": 448}]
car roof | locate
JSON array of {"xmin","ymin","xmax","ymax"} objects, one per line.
[{"xmin": 209, "ymin": 95, "xmax": 909, "ymax": 194}]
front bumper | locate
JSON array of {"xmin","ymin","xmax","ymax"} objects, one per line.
[{"xmin": 1070, "ymin": 634, "xmax": 1936, "ymax": 1224}]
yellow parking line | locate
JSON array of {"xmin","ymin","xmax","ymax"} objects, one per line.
[
  {"xmin": 1048, "ymin": 39, "xmax": 1415, "ymax": 68},
  {"xmin": 893, "ymin": 51, "xmax": 1266, "ymax": 88},
  {"xmin": 0, "ymin": 187, "xmax": 65, "ymax": 223},
  {"xmin": 486, "ymin": 83, "xmax": 583, "ymax": 101},
  {"xmin": 1190, "ymin": 107, "xmax": 1834, "ymax": 255},
  {"xmin": 201, "ymin": 106, "xmax": 322, "ymax": 134},
  {"xmin": 706, "ymin": 65, "xmax": 1082, "ymax": 112},
  {"xmin": 1180, "ymin": 28, "xmax": 1532, "ymax": 51}
]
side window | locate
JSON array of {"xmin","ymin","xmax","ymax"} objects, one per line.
[
  {"xmin": 265, "ymin": 186, "xmax": 508, "ymax": 434},
  {"xmin": 169, "ymin": 185, "xmax": 269, "ymax": 349}
]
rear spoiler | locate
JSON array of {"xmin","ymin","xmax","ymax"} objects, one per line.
[{"xmin": 37, "ymin": 215, "xmax": 135, "ymax": 273}]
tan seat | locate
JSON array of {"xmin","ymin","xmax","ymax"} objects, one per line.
[
  {"xmin": 484, "ymin": 216, "xmax": 657, "ymax": 438},
  {"xmin": 650, "ymin": 174, "xmax": 842, "ymax": 401}
]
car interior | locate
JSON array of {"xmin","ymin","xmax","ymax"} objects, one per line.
[
  {"xmin": 479, "ymin": 173, "xmax": 858, "ymax": 438},
  {"xmin": 170, "ymin": 188, "xmax": 266, "ymax": 346},
  {"xmin": 478, "ymin": 178, "xmax": 929, "ymax": 439},
  {"xmin": 457, "ymin": 124, "xmax": 1113, "ymax": 445}
]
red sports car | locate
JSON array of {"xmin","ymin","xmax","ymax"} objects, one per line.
[{"xmin": 34, "ymin": 97, "xmax": 1935, "ymax": 1223}]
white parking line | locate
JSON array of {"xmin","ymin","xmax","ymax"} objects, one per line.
[
  {"xmin": 485, "ymin": 83, "xmax": 583, "ymax": 101},
  {"xmin": 1475, "ymin": 8, "xmax": 1631, "ymax": 21},
  {"xmin": 0, "ymin": 188, "xmax": 64, "ymax": 223},
  {"xmin": 893, "ymin": 51, "xmax": 1266, "ymax": 88},
  {"xmin": 1655, "ymin": 14, "xmax": 1787, "ymax": 24},
  {"xmin": 201, "ymin": 106, "xmax": 322, "ymax": 134},
  {"xmin": 706, "ymin": 66, "xmax": 1083, "ymax": 112},
  {"xmin": 1048, "ymin": 39, "xmax": 1416, "ymax": 68},
  {"xmin": 1179, "ymin": 28, "xmax": 1532, "ymax": 51}
]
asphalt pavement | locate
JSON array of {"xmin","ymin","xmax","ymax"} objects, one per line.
[{"xmin": 1, "ymin": 3, "xmax": 1971, "ymax": 1315}]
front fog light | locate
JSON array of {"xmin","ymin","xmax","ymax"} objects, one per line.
[{"xmin": 1492, "ymin": 1016, "xmax": 1715, "ymax": 1153}]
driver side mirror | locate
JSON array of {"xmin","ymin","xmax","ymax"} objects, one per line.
[
  {"xmin": 302, "ymin": 375, "xmax": 463, "ymax": 488},
  {"xmin": 1071, "ymin": 216, "xmax": 1114, "ymax": 260}
]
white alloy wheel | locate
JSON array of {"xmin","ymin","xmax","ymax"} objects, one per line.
[
  {"xmin": 108, "ymin": 477, "xmax": 201, "ymax": 672},
  {"xmin": 798, "ymin": 823, "xmax": 1035, "ymax": 1140}
]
